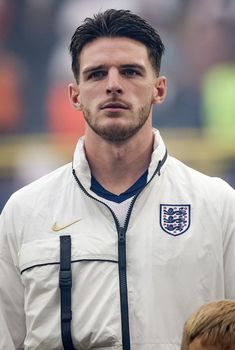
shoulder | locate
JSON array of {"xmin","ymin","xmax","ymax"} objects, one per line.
[
  {"xmin": 2, "ymin": 163, "xmax": 73, "ymax": 219},
  {"xmin": 166, "ymin": 156, "xmax": 234, "ymax": 198}
]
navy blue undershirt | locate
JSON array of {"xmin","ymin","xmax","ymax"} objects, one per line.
[{"xmin": 90, "ymin": 170, "xmax": 148, "ymax": 203}]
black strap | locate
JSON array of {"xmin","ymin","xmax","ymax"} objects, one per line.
[{"xmin": 59, "ymin": 235, "xmax": 76, "ymax": 350}]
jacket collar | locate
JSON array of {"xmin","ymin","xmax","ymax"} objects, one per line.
[
  {"xmin": 147, "ymin": 129, "xmax": 168, "ymax": 180},
  {"xmin": 72, "ymin": 129, "xmax": 168, "ymax": 186}
]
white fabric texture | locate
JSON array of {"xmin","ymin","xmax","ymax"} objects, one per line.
[{"xmin": 99, "ymin": 197, "xmax": 133, "ymax": 227}]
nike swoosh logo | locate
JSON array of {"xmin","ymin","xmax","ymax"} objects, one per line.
[{"xmin": 51, "ymin": 219, "xmax": 82, "ymax": 232}]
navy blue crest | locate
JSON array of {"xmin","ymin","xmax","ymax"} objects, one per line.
[{"xmin": 160, "ymin": 204, "xmax": 191, "ymax": 236}]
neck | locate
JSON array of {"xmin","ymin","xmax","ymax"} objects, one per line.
[{"xmin": 84, "ymin": 125, "xmax": 154, "ymax": 195}]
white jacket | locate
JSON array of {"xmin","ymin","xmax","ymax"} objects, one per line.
[{"xmin": 0, "ymin": 130, "xmax": 235, "ymax": 350}]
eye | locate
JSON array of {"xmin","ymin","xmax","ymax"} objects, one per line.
[
  {"xmin": 87, "ymin": 70, "xmax": 106, "ymax": 80},
  {"xmin": 122, "ymin": 68, "xmax": 140, "ymax": 77}
]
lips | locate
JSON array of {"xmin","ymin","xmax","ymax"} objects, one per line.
[{"xmin": 101, "ymin": 102, "xmax": 129, "ymax": 109}]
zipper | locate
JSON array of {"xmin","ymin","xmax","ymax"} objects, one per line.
[
  {"xmin": 72, "ymin": 149, "xmax": 167, "ymax": 350},
  {"xmin": 72, "ymin": 170, "xmax": 131, "ymax": 348},
  {"xmin": 118, "ymin": 226, "xmax": 130, "ymax": 350}
]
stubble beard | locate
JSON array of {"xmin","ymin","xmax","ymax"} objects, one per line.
[{"xmin": 82, "ymin": 104, "xmax": 152, "ymax": 143}]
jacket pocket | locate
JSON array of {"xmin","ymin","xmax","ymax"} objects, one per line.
[{"xmin": 19, "ymin": 235, "xmax": 121, "ymax": 350}]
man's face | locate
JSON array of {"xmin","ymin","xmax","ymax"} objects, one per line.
[{"xmin": 69, "ymin": 37, "xmax": 166, "ymax": 142}]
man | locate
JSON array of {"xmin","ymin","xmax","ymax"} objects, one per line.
[
  {"xmin": 0, "ymin": 9, "xmax": 234, "ymax": 350},
  {"xmin": 181, "ymin": 300, "xmax": 235, "ymax": 350}
]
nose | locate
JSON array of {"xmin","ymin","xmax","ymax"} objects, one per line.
[{"xmin": 106, "ymin": 68, "xmax": 123, "ymax": 95}]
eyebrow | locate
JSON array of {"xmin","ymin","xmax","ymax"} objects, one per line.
[
  {"xmin": 120, "ymin": 64, "xmax": 146, "ymax": 73},
  {"xmin": 82, "ymin": 63, "xmax": 146, "ymax": 76},
  {"xmin": 82, "ymin": 65, "xmax": 106, "ymax": 76}
]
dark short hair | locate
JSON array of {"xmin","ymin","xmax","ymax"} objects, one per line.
[{"xmin": 69, "ymin": 9, "xmax": 165, "ymax": 81}]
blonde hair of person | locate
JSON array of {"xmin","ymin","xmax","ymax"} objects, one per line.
[{"xmin": 181, "ymin": 300, "xmax": 235, "ymax": 350}]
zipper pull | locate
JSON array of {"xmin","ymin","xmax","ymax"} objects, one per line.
[
  {"xmin": 118, "ymin": 227, "xmax": 126, "ymax": 270},
  {"xmin": 157, "ymin": 160, "xmax": 162, "ymax": 176},
  {"xmin": 119, "ymin": 227, "xmax": 125, "ymax": 244}
]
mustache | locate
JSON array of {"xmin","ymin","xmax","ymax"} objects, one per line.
[{"xmin": 98, "ymin": 97, "xmax": 131, "ymax": 110}]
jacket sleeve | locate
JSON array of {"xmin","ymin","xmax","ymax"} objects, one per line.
[
  {"xmin": 0, "ymin": 201, "xmax": 26, "ymax": 350},
  {"xmin": 221, "ymin": 180, "xmax": 235, "ymax": 299}
]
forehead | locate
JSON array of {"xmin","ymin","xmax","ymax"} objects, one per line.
[
  {"xmin": 80, "ymin": 37, "xmax": 151, "ymax": 70},
  {"xmin": 188, "ymin": 338, "xmax": 221, "ymax": 350}
]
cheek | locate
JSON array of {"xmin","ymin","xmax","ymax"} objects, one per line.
[
  {"xmin": 80, "ymin": 85, "xmax": 103, "ymax": 104},
  {"xmin": 138, "ymin": 88, "xmax": 155, "ymax": 106},
  {"xmin": 128, "ymin": 87, "xmax": 148, "ymax": 104},
  {"xmin": 79, "ymin": 92, "xmax": 91, "ymax": 107},
  {"xmin": 135, "ymin": 82, "xmax": 155, "ymax": 98}
]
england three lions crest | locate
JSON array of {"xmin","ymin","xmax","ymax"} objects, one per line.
[{"xmin": 160, "ymin": 204, "xmax": 191, "ymax": 236}]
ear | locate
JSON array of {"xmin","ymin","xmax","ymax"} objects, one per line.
[
  {"xmin": 68, "ymin": 83, "xmax": 82, "ymax": 110},
  {"xmin": 152, "ymin": 76, "xmax": 167, "ymax": 105}
]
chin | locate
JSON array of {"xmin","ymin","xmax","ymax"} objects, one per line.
[{"xmin": 96, "ymin": 124, "xmax": 143, "ymax": 143}]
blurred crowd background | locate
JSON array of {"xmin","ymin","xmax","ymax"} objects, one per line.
[{"xmin": 0, "ymin": 0, "xmax": 235, "ymax": 211}]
